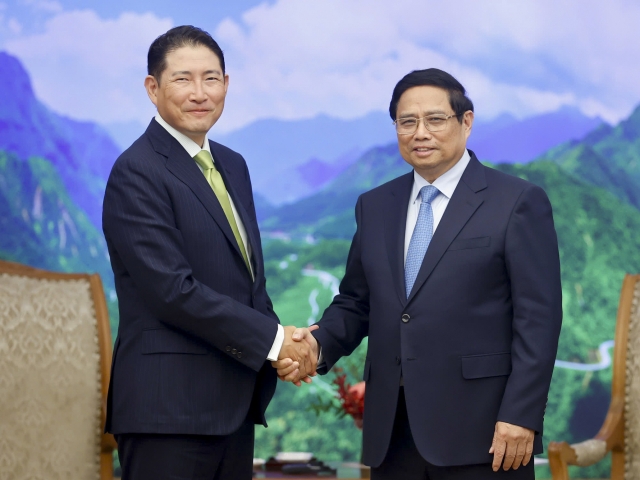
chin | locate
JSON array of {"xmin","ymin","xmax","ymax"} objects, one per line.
[
  {"xmin": 187, "ymin": 122, "xmax": 214, "ymax": 134},
  {"xmin": 412, "ymin": 159, "xmax": 439, "ymax": 170}
]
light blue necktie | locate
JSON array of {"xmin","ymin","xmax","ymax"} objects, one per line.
[{"xmin": 405, "ymin": 185, "xmax": 440, "ymax": 298}]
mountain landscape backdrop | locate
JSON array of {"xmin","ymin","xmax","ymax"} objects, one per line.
[{"xmin": 1, "ymin": 50, "xmax": 639, "ymax": 478}]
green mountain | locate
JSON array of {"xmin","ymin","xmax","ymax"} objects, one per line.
[
  {"xmin": 261, "ymin": 143, "xmax": 411, "ymax": 237},
  {"xmin": 538, "ymin": 104, "xmax": 640, "ymax": 210},
  {"xmin": 0, "ymin": 150, "xmax": 118, "ymax": 332}
]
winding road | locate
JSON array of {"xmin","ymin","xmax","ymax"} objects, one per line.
[
  {"xmin": 302, "ymin": 268, "xmax": 339, "ymax": 326},
  {"xmin": 554, "ymin": 339, "xmax": 615, "ymax": 371}
]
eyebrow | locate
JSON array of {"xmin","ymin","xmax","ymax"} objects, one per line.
[
  {"xmin": 170, "ymin": 69, "xmax": 223, "ymax": 77},
  {"xmin": 398, "ymin": 109, "xmax": 447, "ymax": 119}
]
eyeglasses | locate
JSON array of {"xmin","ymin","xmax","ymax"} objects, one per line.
[{"xmin": 393, "ymin": 113, "xmax": 463, "ymax": 135}]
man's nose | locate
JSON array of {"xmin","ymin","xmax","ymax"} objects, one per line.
[
  {"xmin": 414, "ymin": 118, "xmax": 432, "ymax": 139},
  {"xmin": 190, "ymin": 80, "xmax": 207, "ymax": 102}
]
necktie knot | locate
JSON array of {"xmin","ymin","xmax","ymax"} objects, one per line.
[
  {"xmin": 194, "ymin": 150, "xmax": 215, "ymax": 171},
  {"xmin": 420, "ymin": 185, "xmax": 440, "ymax": 205}
]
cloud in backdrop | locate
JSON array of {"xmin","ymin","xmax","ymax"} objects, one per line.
[
  {"xmin": 2, "ymin": 0, "xmax": 639, "ymax": 133},
  {"xmin": 3, "ymin": 8, "xmax": 171, "ymax": 124}
]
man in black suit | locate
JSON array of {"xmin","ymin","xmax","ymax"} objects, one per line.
[
  {"xmin": 278, "ymin": 68, "xmax": 562, "ymax": 479},
  {"xmin": 102, "ymin": 26, "xmax": 316, "ymax": 480}
]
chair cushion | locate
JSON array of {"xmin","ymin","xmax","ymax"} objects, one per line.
[{"xmin": 0, "ymin": 273, "xmax": 102, "ymax": 479}]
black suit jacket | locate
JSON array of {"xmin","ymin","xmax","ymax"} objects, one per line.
[
  {"xmin": 102, "ymin": 119, "xmax": 279, "ymax": 436},
  {"xmin": 314, "ymin": 151, "xmax": 562, "ymax": 467}
]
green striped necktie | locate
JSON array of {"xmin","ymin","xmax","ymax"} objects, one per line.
[{"xmin": 194, "ymin": 150, "xmax": 252, "ymax": 276}]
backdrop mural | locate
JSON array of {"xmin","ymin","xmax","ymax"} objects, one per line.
[{"xmin": 1, "ymin": 1, "xmax": 639, "ymax": 477}]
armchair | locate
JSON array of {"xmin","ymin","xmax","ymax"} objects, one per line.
[
  {"xmin": 548, "ymin": 273, "xmax": 640, "ymax": 479},
  {"xmin": 0, "ymin": 260, "xmax": 117, "ymax": 479}
]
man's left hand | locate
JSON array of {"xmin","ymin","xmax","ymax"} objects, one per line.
[{"xmin": 488, "ymin": 421, "xmax": 534, "ymax": 471}]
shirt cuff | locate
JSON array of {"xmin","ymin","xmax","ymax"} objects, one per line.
[{"xmin": 266, "ymin": 324, "xmax": 284, "ymax": 361}]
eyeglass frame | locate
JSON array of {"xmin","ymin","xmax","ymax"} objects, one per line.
[{"xmin": 393, "ymin": 112, "xmax": 465, "ymax": 135}]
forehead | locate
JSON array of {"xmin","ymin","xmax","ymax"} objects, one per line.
[
  {"xmin": 396, "ymin": 85, "xmax": 452, "ymax": 114},
  {"xmin": 163, "ymin": 45, "xmax": 222, "ymax": 73}
]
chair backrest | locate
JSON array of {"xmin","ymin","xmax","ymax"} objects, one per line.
[
  {"xmin": 0, "ymin": 260, "xmax": 113, "ymax": 480},
  {"xmin": 620, "ymin": 274, "xmax": 640, "ymax": 479}
]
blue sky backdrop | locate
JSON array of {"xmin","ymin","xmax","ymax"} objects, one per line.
[{"xmin": 1, "ymin": 0, "xmax": 639, "ymax": 136}]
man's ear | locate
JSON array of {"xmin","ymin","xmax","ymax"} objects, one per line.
[
  {"xmin": 463, "ymin": 110, "xmax": 474, "ymax": 138},
  {"xmin": 144, "ymin": 75, "xmax": 159, "ymax": 107}
]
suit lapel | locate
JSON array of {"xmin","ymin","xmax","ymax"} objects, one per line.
[
  {"xmin": 407, "ymin": 154, "xmax": 487, "ymax": 303},
  {"xmin": 210, "ymin": 141, "xmax": 262, "ymax": 283},
  {"xmin": 385, "ymin": 173, "xmax": 414, "ymax": 307},
  {"xmin": 151, "ymin": 125, "xmax": 247, "ymax": 269}
]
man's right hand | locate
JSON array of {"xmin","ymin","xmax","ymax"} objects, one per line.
[{"xmin": 272, "ymin": 326, "xmax": 319, "ymax": 386}]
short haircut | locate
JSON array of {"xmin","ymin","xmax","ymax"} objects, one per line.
[
  {"xmin": 389, "ymin": 68, "xmax": 474, "ymax": 123},
  {"xmin": 147, "ymin": 25, "xmax": 225, "ymax": 82}
]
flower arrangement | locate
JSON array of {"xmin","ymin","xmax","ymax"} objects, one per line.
[
  {"xmin": 310, "ymin": 367, "xmax": 365, "ymax": 429},
  {"xmin": 335, "ymin": 372, "xmax": 365, "ymax": 428}
]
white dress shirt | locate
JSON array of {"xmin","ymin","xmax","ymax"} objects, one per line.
[
  {"xmin": 404, "ymin": 150, "xmax": 471, "ymax": 263},
  {"xmin": 154, "ymin": 114, "xmax": 284, "ymax": 361}
]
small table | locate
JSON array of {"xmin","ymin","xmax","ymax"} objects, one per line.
[{"xmin": 253, "ymin": 462, "xmax": 369, "ymax": 479}]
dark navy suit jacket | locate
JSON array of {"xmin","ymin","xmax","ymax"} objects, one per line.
[
  {"xmin": 314, "ymin": 151, "xmax": 562, "ymax": 467},
  {"xmin": 102, "ymin": 119, "xmax": 279, "ymax": 436}
]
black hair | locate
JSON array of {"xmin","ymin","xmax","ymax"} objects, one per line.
[
  {"xmin": 147, "ymin": 25, "xmax": 225, "ymax": 82},
  {"xmin": 389, "ymin": 68, "xmax": 473, "ymax": 123}
]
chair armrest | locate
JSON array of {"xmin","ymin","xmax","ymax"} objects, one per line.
[
  {"xmin": 549, "ymin": 439, "xmax": 607, "ymax": 467},
  {"xmin": 548, "ymin": 439, "xmax": 609, "ymax": 480},
  {"xmin": 548, "ymin": 396, "xmax": 624, "ymax": 479}
]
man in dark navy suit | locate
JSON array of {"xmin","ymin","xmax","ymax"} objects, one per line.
[
  {"xmin": 102, "ymin": 26, "xmax": 316, "ymax": 480},
  {"xmin": 278, "ymin": 69, "xmax": 562, "ymax": 479}
]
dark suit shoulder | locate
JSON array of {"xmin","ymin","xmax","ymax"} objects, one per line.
[
  {"xmin": 108, "ymin": 133, "xmax": 164, "ymax": 179},
  {"xmin": 358, "ymin": 171, "xmax": 413, "ymax": 201},
  {"xmin": 208, "ymin": 140, "xmax": 253, "ymax": 184},
  {"xmin": 482, "ymin": 163, "xmax": 548, "ymax": 198},
  {"xmin": 209, "ymin": 139, "xmax": 241, "ymax": 158},
  {"xmin": 209, "ymin": 140, "xmax": 247, "ymax": 165}
]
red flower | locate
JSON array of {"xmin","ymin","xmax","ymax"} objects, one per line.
[{"xmin": 334, "ymin": 374, "xmax": 365, "ymax": 429}]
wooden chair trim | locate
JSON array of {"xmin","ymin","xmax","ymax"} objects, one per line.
[
  {"xmin": 0, "ymin": 259, "xmax": 93, "ymax": 281},
  {"xmin": 89, "ymin": 274, "xmax": 118, "ymax": 456},
  {"xmin": 549, "ymin": 274, "xmax": 640, "ymax": 479},
  {"xmin": 0, "ymin": 259, "xmax": 117, "ymax": 478},
  {"xmin": 548, "ymin": 440, "xmax": 576, "ymax": 480}
]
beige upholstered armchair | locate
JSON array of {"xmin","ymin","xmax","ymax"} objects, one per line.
[
  {"xmin": 548, "ymin": 273, "xmax": 640, "ymax": 480},
  {"xmin": 0, "ymin": 260, "xmax": 117, "ymax": 480}
]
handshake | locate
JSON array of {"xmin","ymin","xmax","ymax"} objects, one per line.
[{"xmin": 271, "ymin": 325, "xmax": 320, "ymax": 387}]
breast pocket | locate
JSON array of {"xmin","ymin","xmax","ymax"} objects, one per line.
[
  {"xmin": 447, "ymin": 236, "xmax": 491, "ymax": 251},
  {"xmin": 141, "ymin": 328, "xmax": 209, "ymax": 355},
  {"xmin": 461, "ymin": 352, "xmax": 511, "ymax": 379}
]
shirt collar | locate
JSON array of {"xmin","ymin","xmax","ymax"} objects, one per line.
[
  {"xmin": 411, "ymin": 149, "xmax": 471, "ymax": 203},
  {"xmin": 155, "ymin": 113, "xmax": 213, "ymax": 160}
]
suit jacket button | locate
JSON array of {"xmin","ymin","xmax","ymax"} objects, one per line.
[
  {"xmin": 395, "ymin": 356, "xmax": 401, "ymax": 365},
  {"xmin": 232, "ymin": 348, "xmax": 237, "ymax": 354},
  {"xmin": 401, "ymin": 314, "xmax": 410, "ymax": 323},
  {"xmin": 226, "ymin": 346, "xmax": 231, "ymax": 352},
  {"xmin": 237, "ymin": 352, "xmax": 243, "ymax": 358}
]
